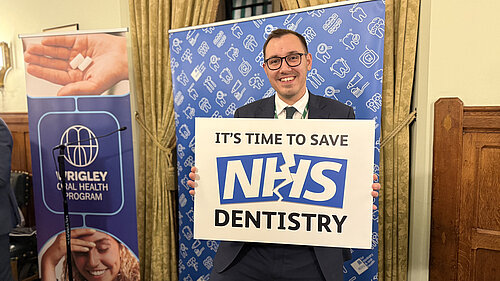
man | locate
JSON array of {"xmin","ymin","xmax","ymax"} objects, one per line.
[
  {"xmin": 188, "ymin": 29, "xmax": 380, "ymax": 281},
  {"xmin": 0, "ymin": 117, "xmax": 21, "ymax": 281}
]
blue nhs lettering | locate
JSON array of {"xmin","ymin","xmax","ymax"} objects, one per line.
[{"xmin": 216, "ymin": 153, "xmax": 347, "ymax": 208}]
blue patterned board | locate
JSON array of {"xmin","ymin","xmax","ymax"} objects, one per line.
[{"xmin": 170, "ymin": 1, "xmax": 384, "ymax": 280}]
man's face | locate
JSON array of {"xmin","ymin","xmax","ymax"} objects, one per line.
[{"xmin": 263, "ymin": 34, "xmax": 312, "ymax": 104}]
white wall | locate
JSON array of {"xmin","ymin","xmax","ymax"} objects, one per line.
[
  {"xmin": 409, "ymin": 0, "xmax": 500, "ymax": 280},
  {"xmin": 0, "ymin": 0, "xmax": 129, "ymax": 112}
]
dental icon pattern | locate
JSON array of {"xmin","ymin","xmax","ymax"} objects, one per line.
[{"xmin": 170, "ymin": 1, "xmax": 385, "ymax": 281}]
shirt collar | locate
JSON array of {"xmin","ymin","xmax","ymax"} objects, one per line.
[{"xmin": 274, "ymin": 88, "xmax": 309, "ymax": 118}]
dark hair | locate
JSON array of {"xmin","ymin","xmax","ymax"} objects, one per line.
[{"xmin": 262, "ymin": 29, "xmax": 309, "ymax": 58}]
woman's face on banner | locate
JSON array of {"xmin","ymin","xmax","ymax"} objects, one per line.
[{"xmin": 73, "ymin": 231, "xmax": 121, "ymax": 281}]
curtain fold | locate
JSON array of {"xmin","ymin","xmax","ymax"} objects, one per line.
[
  {"xmin": 379, "ymin": 0, "xmax": 419, "ymax": 280},
  {"xmin": 279, "ymin": 0, "xmax": 420, "ymax": 280},
  {"xmin": 129, "ymin": 0, "xmax": 219, "ymax": 280}
]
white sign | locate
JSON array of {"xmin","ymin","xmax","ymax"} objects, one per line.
[{"xmin": 194, "ymin": 118, "xmax": 375, "ymax": 249}]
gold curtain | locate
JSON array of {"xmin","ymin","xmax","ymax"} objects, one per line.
[
  {"xmin": 280, "ymin": 0, "xmax": 420, "ymax": 280},
  {"xmin": 379, "ymin": 0, "xmax": 419, "ymax": 280},
  {"xmin": 128, "ymin": 0, "xmax": 219, "ymax": 280}
]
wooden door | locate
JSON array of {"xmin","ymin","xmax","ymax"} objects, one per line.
[{"xmin": 430, "ymin": 98, "xmax": 500, "ymax": 281}]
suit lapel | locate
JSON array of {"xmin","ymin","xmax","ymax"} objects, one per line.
[
  {"xmin": 307, "ymin": 92, "xmax": 329, "ymax": 119},
  {"xmin": 256, "ymin": 96, "xmax": 276, "ymax": 118}
]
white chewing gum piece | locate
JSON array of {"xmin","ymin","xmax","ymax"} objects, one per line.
[
  {"xmin": 78, "ymin": 56, "xmax": 93, "ymax": 71},
  {"xmin": 69, "ymin": 53, "xmax": 84, "ymax": 69}
]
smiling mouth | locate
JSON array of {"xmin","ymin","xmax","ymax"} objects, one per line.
[
  {"xmin": 280, "ymin": 77, "xmax": 295, "ymax": 82},
  {"xmin": 89, "ymin": 269, "xmax": 106, "ymax": 276}
]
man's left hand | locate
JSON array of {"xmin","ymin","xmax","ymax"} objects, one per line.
[{"xmin": 372, "ymin": 174, "xmax": 381, "ymax": 210}]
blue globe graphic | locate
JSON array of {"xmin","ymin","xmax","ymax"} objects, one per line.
[{"xmin": 60, "ymin": 125, "xmax": 99, "ymax": 167}]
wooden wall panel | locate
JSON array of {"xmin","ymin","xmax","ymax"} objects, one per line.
[
  {"xmin": 430, "ymin": 98, "xmax": 463, "ymax": 281},
  {"xmin": 477, "ymin": 145, "xmax": 500, "ymax": 231},
  {"xmin": 431, "ymin": 98, "xmax": 500, "ymax": 281},
  {"xmin": 474, "ymin": 249, "xmax": 500, "ymax": 281},
  {"xmin": 0, "ymin": 112, "xmax": 31, "ymax": 173}
]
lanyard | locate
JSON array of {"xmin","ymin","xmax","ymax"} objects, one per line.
[{"xmin": 274, "ymin": 103, "xmax": 309, "ymax": 119}]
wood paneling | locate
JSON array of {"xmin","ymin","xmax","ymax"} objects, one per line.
[
  {"xmin": 430, "ymin": 98, "xmax": 463, "ymax": 281},
  {"xmin": 474, "ymin": 249, "xmax": 500, "ymax": 281},
  {"xmin": 459, "ymin": 133, "xmax": 500, "ymax": 281},
  {"xmin": 0, "ymin": 112, "xmax": 31, "ymax": 173},
  {"xmin": 431, "ymin": 98, "xmax": 500, "ymax": 281}
]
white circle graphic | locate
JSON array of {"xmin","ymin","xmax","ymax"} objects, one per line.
[{"xmin": 60, "ymin": 125, "xmax": 99, "ymax": 167}]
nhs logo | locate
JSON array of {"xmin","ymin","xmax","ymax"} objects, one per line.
[{"xmin": 216, "ymin": 153, "xmax": 347, "ymax": 208}]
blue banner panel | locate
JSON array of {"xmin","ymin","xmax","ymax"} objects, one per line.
[
  {"xmin": 170, "ymin": 0, "xmax": 384, "ymax": 280},
  {"xmin": 21, "ymin": 30, "xmax": 140, "ymax": 281}
]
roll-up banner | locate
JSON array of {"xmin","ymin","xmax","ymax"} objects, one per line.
[
  {"xmin": 170, "ymin": 0, "xmax": 384, "ymax": 280},
  {"xmin": 20, "ymin": 29, "xmax": 140, "ymax": 281}
]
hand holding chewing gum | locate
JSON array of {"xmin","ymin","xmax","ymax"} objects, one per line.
[{"xmin": 70, "ymin": 53, "xmax": 93, "ymax": 71}]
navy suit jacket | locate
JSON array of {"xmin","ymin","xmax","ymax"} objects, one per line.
[
  {"xmin": 0, "ymin": 118, "xmax": 20, "ymax": 236},
  {"xmin": 212, "ymin": 93, "xmax": 354, "ymax": 281}
]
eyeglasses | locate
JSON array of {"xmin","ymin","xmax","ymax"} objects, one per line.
[{"xmin": 264, "ymin": 53, "xmax": 306, "ymax": 70}]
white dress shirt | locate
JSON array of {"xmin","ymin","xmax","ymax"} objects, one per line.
[{"xmin": 274, "ymin": 89, "xmax": 309, "ymax": 119}]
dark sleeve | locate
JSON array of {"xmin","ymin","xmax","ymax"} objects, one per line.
[
  {"xmin": 0, "ymin": 120, "xmax": 13, "ymax": 188},
  {"xmin": 342, "ymin": 248, "xmax": 352, "ymax": 262}
]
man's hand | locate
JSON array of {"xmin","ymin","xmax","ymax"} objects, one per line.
[
  {"xmin": 187, "ymin": 166, "xmax": 197, "ymax": 196},
  {"xmin": 372, "ymin": 174, "xmax": 381, "ymax": 210}
]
